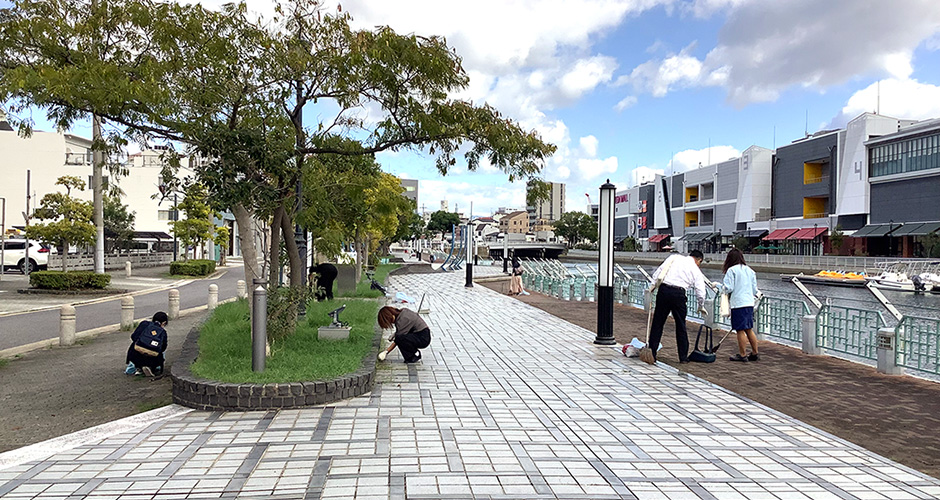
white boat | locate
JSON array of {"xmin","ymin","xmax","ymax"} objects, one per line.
[
  {"xmin": 865, "ymin": 262, "xmax": 940, "ymax": 293},
  {"xmin": 866, "ymin": 271, "xmax": 916, "ymax": 291}
]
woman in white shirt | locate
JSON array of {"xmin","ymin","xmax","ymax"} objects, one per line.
[{"xmin": 721, "ymin": 248, "xmax": 760, "ymax": 362}]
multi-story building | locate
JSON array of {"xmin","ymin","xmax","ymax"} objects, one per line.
[
  {"xmin": 857, "ymin": 118, "xmax": 940, "ymax": 256},
  {"xmin": 499, "ymin": 210, "xmax": 529, "ymax": 234},
  {"xmin": 527, "ymin": 181, "xmax": 565, "ymax": 230},
  {"xmin": 399, "ymin": 178, "xmax": 418, "ymax": 205}
]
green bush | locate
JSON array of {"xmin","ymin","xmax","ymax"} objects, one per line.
[
  {"xmin": 170, "ymin": 259, "xmax": 216, "ymax": 276},
  {"xmin": 29, "ymin": 271, "xmax": 111, "ymax": 290}
]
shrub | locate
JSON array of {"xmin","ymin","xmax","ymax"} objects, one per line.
[
  {"xmin": 170, "ymin": 259, "xmax": 217, "ymax": 276},
  {"xmin": 30, "ymin": 271, "xmax": 111, "ymax": 290}
]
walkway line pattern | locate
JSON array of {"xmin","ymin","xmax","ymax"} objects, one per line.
[{"xmin": 0, "ymin": 267, "xmax": 938, "ymax": 499}]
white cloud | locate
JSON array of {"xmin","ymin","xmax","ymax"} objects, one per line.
[
  {"xmin": 559, "ymin": 56, "xmax": 618, "ymax": 99},
  {"xmin": 834, "ymin": 78, "xmax": 940, "ymax": 124},
  {"xmin": 579, "ymin": 135, "xmax": 599, "ymax": 157},
  {"xmin": 614, "ymin": 95, "xmax": 638, "ymax": 111},
  {"xmin": 419, "ymin": 179, "xmax": 526, "ymax": 216},
  {"xmin": 629, "ymin": 166, "xmax": 664, "ymax": 185},
  {"xmin": 668, "ymin": 145, "xmax": 741, "ymax": 173},
  {"xmin": 577, "ymin": 156, "xmax": 619, "ymax": 180},
  {"xmin": 617, "ymin": 0, "xmax": 940, "ymax": 105}
]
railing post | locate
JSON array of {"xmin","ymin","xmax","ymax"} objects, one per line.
[
  {"xmin": 125, "ymin": 261, "xmax": 132, "ymax": 278},
  {"xmin": 208, "ymin": 284, "xmax": 218, "ymax": 311},
  {"xmin": 581, "ymin": 281, "xmax": 587, "ymax": 301},
  {"xmin": 168, "ymin": 289, "xmax": 180, "ymax": 320},
  {"xmin": 59, "ymin": 304, "xmax": 76, "ymax": 346},
  {"xmin": 121, "ymin": 296, "xmax": 134, "ymax": 330},
  {"xmin": 802, "ymin": 314, "xmax": 824, "ymax": 355},
  {"xmin": 251, "ymin": 279, "xmax": 268, "ymax": 372},
  {"xmin": 590, "ymin": 282, "xmax": 596, "ymax": 302},
  {"xmin": 237, "ymin": 279, "xmax": 247, "ymax": 299},
  {"xmin": 876, "ymin": 327, "xmax": 903, "ymax": 375},
  {"xmin": 570, "ymin": 282, "xmax": 577, "ymax": 301}
]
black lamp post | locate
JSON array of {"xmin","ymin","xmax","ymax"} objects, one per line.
[
  {"xmin": 813, "ymin": 223, "xmax": 818, "ymax": 256},
  {"xmin": 595, "ymin": 179, "xmax": 616, "ymax": 345},
  {"xmin": 465, "ymin": 222, "xmax": 473, "ymax": 287},
  {"xmin": 888, "ymin": 219, "xmax": 894, "ymax": 257}
]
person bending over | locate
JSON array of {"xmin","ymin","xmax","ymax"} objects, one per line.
[
  {"xmin": 309, "ymin": 262, "xmax": 338, "ymax": 301},
  {"xmin": 125, "ymin": 312, "xmax": 169, "ymax": 377},
  {"xmin": 376, "ymin": 306, "xmax": 431, "ymax": 363},
  {"xmin": 647, "ymin": 250, "xmax": 708, "ymax": 363}
]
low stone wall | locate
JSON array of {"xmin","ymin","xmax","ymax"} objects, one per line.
[
  {"xmin": 171, "ymin": 320, "xmax": 381, "ymax": 411},
  {"xmin": 48, "ymin": 252, "xmax": 174, "ymax": 271}
]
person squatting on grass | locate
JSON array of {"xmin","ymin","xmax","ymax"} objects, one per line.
[
  {"xmin": 310, "ymin": 262, "xmax": 338, "ymax": 301},
  {"xmin": 647, "ymin": 250, "xmax": 709, "ymax": 363},
  {"xmin": 721, "ymin": 248, "xmax": 761, "ymax": 362},
  {"xmin": 125, "ymin": 312, "xmax": 169, "ymax": 377},
  {"xmin": 376, "ymin": 306, "xmax": 431, "ymax": 364}
]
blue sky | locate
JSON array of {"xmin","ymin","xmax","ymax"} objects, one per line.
[{"xmin": 11, "ymin": 0, "xmax": 940, "ymax": 218}]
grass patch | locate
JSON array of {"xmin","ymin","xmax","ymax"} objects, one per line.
[
  {"xmin": 337, "ymin": 263, "xmax": 400, "ymax": 298},
  {"xmin": 191, "ymin": 297, "xmax": 381, "ymax": 384},
  {"xmin": 0, "ymin": 358, "xmax": 8, "ymax": 369}
]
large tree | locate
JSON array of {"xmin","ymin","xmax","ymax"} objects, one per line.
[
  {"xmin": 0, "ymin": 0, "xmax": 556, "ymax": 304},
  {"xmin": 553, "ymin": 211, "xmax": 597, "ymax": 247},
  {"xmin": 27, "ymin": 176, "xmax": 96, "ymax": 271},
  {"xmin": 426, "ymin": 211, "xmax": 461, "ymax": 239}
]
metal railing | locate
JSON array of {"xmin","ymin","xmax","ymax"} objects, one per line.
[
  {"xmin": 803, "ymin": 174, "xmax": 830, "ymax": 185},
  {"xmin": 566, "ymin": 250, "xmax": 938, "ymax": 271},
  {"xmin": 895, "ymin": 316, "xmax": 940, "ymax": 376},
  {"xmin": 756, "ymin": 297, "xmax": 809, "ymax": 342},
  {"xmin": 816, "ymin": 305, "xmax": 886, "ymax": 360}
]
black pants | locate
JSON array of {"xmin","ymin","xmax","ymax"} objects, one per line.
[
  {"xmin": 647, "ymin": 284, "xmax": 689, "ymax": 362},
  {"xmin": 311, "ymin": 264, "xmax": 338, "ymax": 301},
  {"xmin": 126, "ymin": 343, "xmax": 165, "ymax": 371},
  {"xmin": 396, "ymin": 328, "xmax": 431, "ymax": 363}
]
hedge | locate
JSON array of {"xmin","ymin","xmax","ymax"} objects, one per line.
[
  {"xmin": 29, "ymin": 271, "xmax": 111, "ymax": 290},
  {"xmin": 170, "ymin": 259, "xmax": 217, "ymax": 276}
]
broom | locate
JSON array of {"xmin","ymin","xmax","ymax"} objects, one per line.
[{"xmin": 638, "ymin": 294, "xmax": 657, "ymax": 364}]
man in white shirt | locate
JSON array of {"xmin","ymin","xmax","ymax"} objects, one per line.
[{"xmin": 647, "ymin": 249, "xmax": 709, "ymax": 363}]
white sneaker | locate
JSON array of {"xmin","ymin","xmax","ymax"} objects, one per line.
[
  {"xmin": 378, "ymin": 351, "xmax": 387, "ymax": 361},
  {"xmin": 142, "ymin": 366, "xmax": 154, "ymax": 377}
]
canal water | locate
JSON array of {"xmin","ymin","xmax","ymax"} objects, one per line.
[{"xmin": 560, "ymin": 260, "xmax": 940, "ymax": 322}]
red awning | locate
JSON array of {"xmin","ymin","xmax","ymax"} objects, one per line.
[
  {"xmin": 649, "ymin": 234, "xmax": 670, "ymax": 243},
  {"xmin": 789, "ymin": 227, "xmax": 828, "ymax": 240},
  {"xmin": 763, "ymin": 228, "xmax": 799, "ymax": 241}
]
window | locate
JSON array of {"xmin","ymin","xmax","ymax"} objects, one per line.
[{"xmin": 870, "ymin": 131, "xmax": 940, "ymax": 177}]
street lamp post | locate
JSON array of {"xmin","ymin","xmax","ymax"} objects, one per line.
[
  {"xmin": 595, "ymin": 179, "xmax": 616, "ymax": 345},
  {"xmin": 465, "ymin": 222, "xmax": 473, "ymax": 287},
  {"xmin": 813, "ymin": 223, "xmax": 818, "ymax": 256},
  {"xmin": 888, "ymin": 219, "xmax": 894, "ymax": 257}
]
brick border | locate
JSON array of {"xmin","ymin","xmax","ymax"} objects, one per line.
[{"xmin": 170, "ymin": 318, "xmax": 382, "ymax": 411}]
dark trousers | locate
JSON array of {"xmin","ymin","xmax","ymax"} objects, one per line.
[
  {"xmin": 647, "ymin": 284, "xmax": 689, "ymax": 362},
  {"xmin": 396, "ymin": 328, "xmax": 431, "ymax": 363},
  {"xmin": 126, "ymin": 343, "xmax": 165, "ymax": 371}
]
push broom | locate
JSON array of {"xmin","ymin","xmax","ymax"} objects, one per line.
[{"xmin": 637, "ymin": 256, "xmax": 677, "ymax": 365}]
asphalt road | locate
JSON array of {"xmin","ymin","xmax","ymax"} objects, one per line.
[{"xmin": 0, "ymin": 266, "xmax": 244, "ymax": 351}]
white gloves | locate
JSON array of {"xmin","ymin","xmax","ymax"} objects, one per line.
[
  {"xmin": 697, "ymin": 306, "xmax": 709, "ymax": 317},
  {"xmin": 711, "ymin": 281, "xmax": 723, "ymax": 290},
  {"xmin": 378, "ymin": 351, "xmax": 387, "ymax": 361}
]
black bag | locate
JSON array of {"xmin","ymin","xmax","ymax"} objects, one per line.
[{"xmin": 689, "ymin": 324, "xmax": 716, "ymax": 363}]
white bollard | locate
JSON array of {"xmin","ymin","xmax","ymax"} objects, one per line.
[
  {"xmin": 801, "ymin": 314, "xmax": 824, "ymax": 355},
  {"xmin": 876, "ymin": 327, "xmax": 903, "ymax": 375},
  {"xmin": 208, "ymin": 284, "xmax": 218, "ymax": 311},
  {"xmin": 121, "ymin": 296, "xmax": 135, "ymax": 330},
  {"xmin": 60, "ymin": 304, "xmax": 76, "ymax": 346},
  {"xmin": 237, "ymin": 280, "xmax": 247, "ymax": 300},
  {"xmin": 125, "ymin": 261, "xmax": 132, "ymax": 278},
  {"xmin": 168, "ymin": 289, "xmax": 180, "ymax": 320}
]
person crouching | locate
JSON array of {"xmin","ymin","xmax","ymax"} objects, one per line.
[
  {"xmin": 125, "ymin": 312, "xmax": 169, "ymax": 377},
  {"xmin": 376, "ymin": 306, "xmax": 431, "ymax": 363}
]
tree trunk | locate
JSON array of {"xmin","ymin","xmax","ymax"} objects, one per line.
[
  {"xmin": 233, "ymin": 204, "xmax": 259, "ymax": 290},
  {"xmin": 354, "ymin": 226, "xmax": 362, "ymax": 283},
  {"xmin": 364, "ymin": 235, "xmax": 370, "ymax": 272},
  {"xmin": 280, "ymin": 211, "xmax": 302, "ymax": 289},
  {"xmin": 269, "ymin": 206, "xmax": 283, "ymax": 286},
  {"xmin": 62, "ymin": 241, "xmax": 67, "ymax": 272}
]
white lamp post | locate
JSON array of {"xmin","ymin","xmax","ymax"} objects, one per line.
[{"xmin": 595, "ymin": 179, "xmax": 616, "ymax": 345}]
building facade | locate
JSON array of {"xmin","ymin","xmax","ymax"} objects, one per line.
[
  {"xmin": 399, "ymin": 178, "xmax": 418, "ymax": 205},
  {"xmin": 527, "ymin": 181, "xmax": 565, "ymax": 230},
  {"xmin": 499, "ymin": 210, "xmax": 529, "ymax": 234}
]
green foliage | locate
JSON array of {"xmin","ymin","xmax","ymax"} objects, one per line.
[
  {"xmin": 29, "ymin": 271, "xmax": 111, "ymax": 290},
  {"xmin": 829, "ymin": 225, "xmax": 845, "ymax": 254},
  {"xmin": 104, "ymin": 191, "xmax": 136, "ymax": 251},
  {"xmin": 553, "ymin": 212, "xmax": 597, "ymax": 246},
  {"xmin": 169, "ymin": 259, "xmax": 216, "ymax": 276},
  {"xmin": 574, "ymin": 242, "xmax": 597, "ymax": 251},
  {"xmin": 621, "ymin": 237, "xmax": 638, "ymax": 252},
  {"xmin": 731, "ymin": 236, "xmax": 753, "ymax": 253},
  {"xmin": 170, "ymin": 183, "xmax": 215, "ymax": 260},
  {"xmin": 265, "ymin": 284, "xmax": 315, "ymax": 343},
  {"xmin": 526, "ymin": 179, "xmax": 551, "ymax": 207},
  {"xmin": 191, "ymin": 298, "xmax": 381, "ymax": 384},
  {"xmin": 426, "ymin": 211, "xmax": 460, "ymax": 236},
  {"xmin": 923, "ymin": 232, "xmax": 940, "ymax": 258},
  {"xmin": 391, "ymin": 203, "xmax": 423, "ymax": 244},
  {"xmin": 26, "ymin": 176, "xmax": 95, "ymax": 271}
]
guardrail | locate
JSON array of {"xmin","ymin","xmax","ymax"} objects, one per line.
[
  {"xmin": 757, "ymin": 297, "xmax": 809, "ymax": 342},
  {"xmin": 816, "ymin": 305, "xmax": 886, "ymax": 360},
  {"xmin": 895, "ymin": 316, "xmax": 940, "ymax": 376}
]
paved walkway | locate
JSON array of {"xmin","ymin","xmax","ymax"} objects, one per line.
[{"xmin": 1, "ymin": 267, "xmax": 939, "ymax": 499}]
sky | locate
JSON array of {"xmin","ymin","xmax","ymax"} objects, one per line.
[{"xmin": 11, "ymin": 0, "xmax": 940, "ymax": 218}]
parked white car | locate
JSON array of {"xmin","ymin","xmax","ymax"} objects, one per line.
[{"xmin": 1, "ymin": 239, "xmax": 51, "ymax": 273}]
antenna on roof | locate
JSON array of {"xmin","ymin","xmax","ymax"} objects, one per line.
[{"xmin": 876, "ymin": 80, "xmax": 881, "ymax": 115}]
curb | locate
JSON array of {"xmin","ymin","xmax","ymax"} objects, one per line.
[
  {"xmin": 0, "ymin": 279, "xmax": 193, "ymax": 319},
  {"xmin": 170, "ymin": 318, "xmax": 381, "ymax": 411}
]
